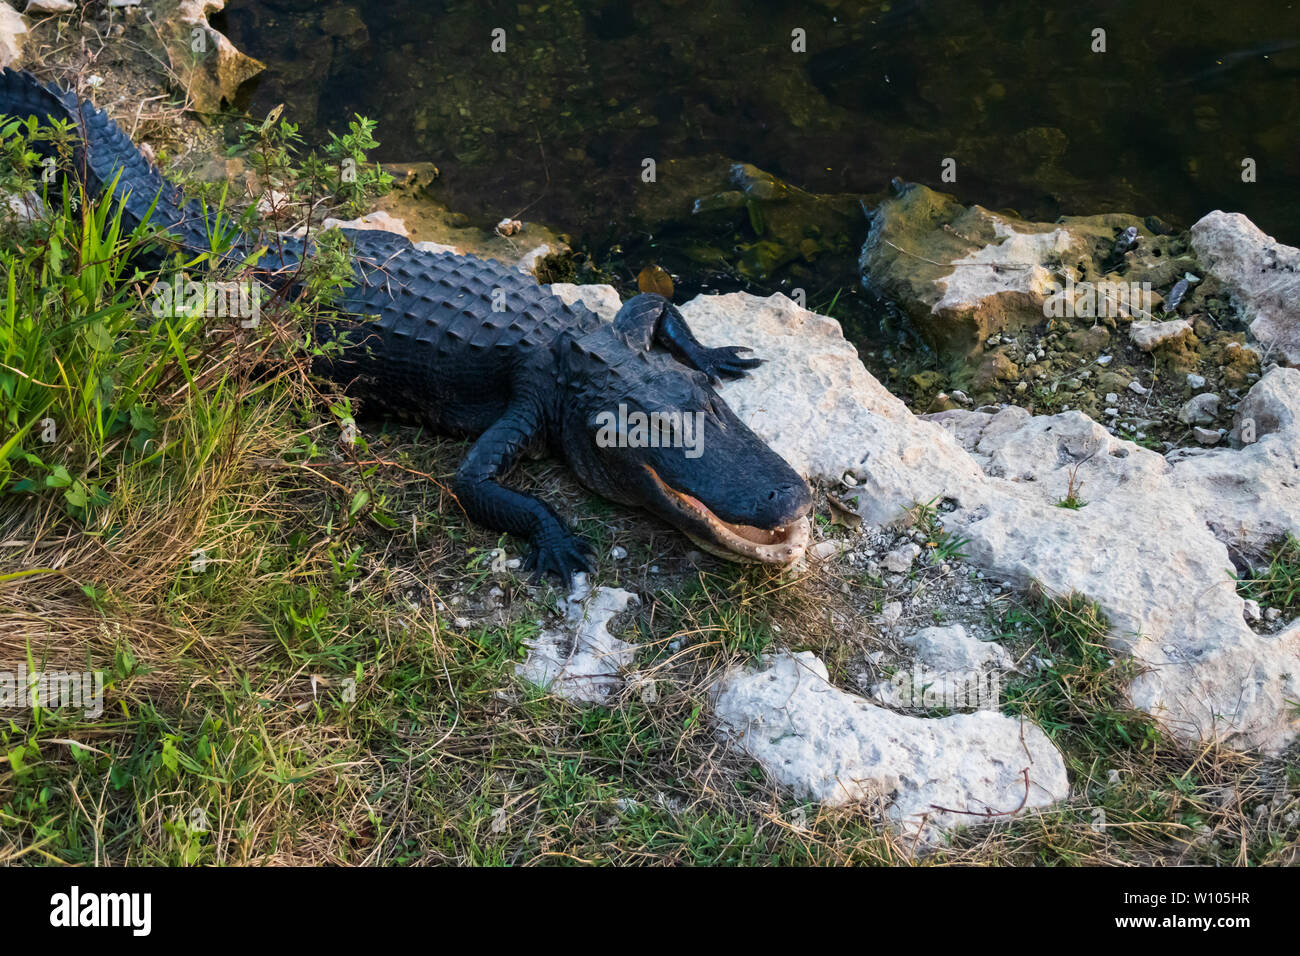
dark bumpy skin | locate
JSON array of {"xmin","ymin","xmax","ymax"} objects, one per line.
[{"xmin": 1, "ymin": 70, "xmax": 813, "ymax": 584}]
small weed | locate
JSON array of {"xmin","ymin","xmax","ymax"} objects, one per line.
[{"xmin": 1054, "ymin": 461, "xmax": 1087, "ymax": 510}]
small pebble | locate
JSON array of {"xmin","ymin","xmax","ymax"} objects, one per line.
[{"xmin": 812, "ymin": 540, "xmax": 843, "ymax": 561}]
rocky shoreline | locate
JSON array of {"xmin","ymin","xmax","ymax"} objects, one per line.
[
  {"xmin": 532, "ymin": 287, "xmax": 1299, "ymax": 846},
  {"xmin": 4, "ymin": 1, "xmax": 1299, "ymax": 850}
]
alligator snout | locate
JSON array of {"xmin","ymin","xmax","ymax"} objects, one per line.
[{"xmin": 745, "ymin": 476, "xmax": 813, "ymax": 527}]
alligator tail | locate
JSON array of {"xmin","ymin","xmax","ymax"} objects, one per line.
[
  {"xmin": 0, "ymin": 67, "xmax": 80, "ymax": 131},
  {"xmin": 0, "ymin": 68, "xmax": 249, "ymax": 268}
]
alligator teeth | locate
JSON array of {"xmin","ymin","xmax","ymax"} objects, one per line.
[{"xmin": 643, "ymin": 466, "xmax": 809, "ymax": 566}]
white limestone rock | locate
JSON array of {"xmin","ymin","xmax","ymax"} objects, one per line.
[
  {"xmin": 4, "ymin": 189, "xmax": 42, "ymax": 221},
  {"xmin": 1130, "ymin": 318, "xmax": 1191, "ymax": 352},
  {"xmin": 413, "ymin": 240, "xmax": 461, "ymax": 256},
  {"xmin": 712, "ymin": 651, "xmax": 1069, "ymax": 847},
  {"xmin": 515, "ymin": 577, "xmax": 640, "ymax": 704},
  {"xmin": 932, "ymin": 218, "xmax": 1072, "ymax": 316},
  {"xmin": 170, "ymin": 1, "xmax": 265, "ymax": 112},
  {"xmin": 681, "ymin": 292, "xmax": 983, "ymax": 526},
  {"xmin": 1190, "ymin": 211, "xmax": 1300, "ymax": 366},
  {"xmin": 322, "ymin": 209, "xmax": 411, "ymax": 236},
  {"xmin": 515, "ymin": 243, "xmax": 552, "ymax": 276},
  {"xmin": 1169, "ymin": 368, "xmax": 1300, "ymax": 558},
  {"xmin": 870, "ymin": 624, "xmax": 1013, "ymax": 711},
  {"xmin": 564, "ymin": 287, "xmax": 1300, "ymax": 752},
  {"xmin": 1178, "ymin": 392, "xmax": 1220, "ymax": 425},
  {"xmin": 546, "ymin": 283, "xmax": 623, "ymax": 321},
  {"xmin": 857, "ymin": 184, "xmax": 1167, "ymax": 356},
  {"xmin": 898, "ymin": 623, "xmax": 1015, "ymax": 674},
  {"xmin": 930, "ymin": 403, "xmax": 1300, "ymax": 751},
  {"xmin": 0, "ymin": 2, "xmax": 27, "ymax": 69},
  {"xmin": 879, "ymin": 600, "xmax": 903, "ymax": 626},
  {"xmin": 25, "ymin": 0, "xmax": 76, "ymax": 13},
  {"xmin": 882, "ymin": 543, "xmax": 920, "ymax": 574}
]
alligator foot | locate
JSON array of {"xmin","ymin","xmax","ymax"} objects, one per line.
[
  {"xmin": 523, "ymin": 529, "xmax": 594, "ymax": 587},
  {"xmin": 612, "ymin": 293, "xmax": 764, "ymax": 383},
  {"xmin": 692, "ymin": 345, "xmax": 763, "ymax": 383}
]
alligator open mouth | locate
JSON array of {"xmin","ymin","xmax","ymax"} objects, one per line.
[{"xmin": 644, "ymin": 466, "xmax": 810, "ymax": 565}]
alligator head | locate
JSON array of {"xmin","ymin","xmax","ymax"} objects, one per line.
[{"xmin": 554, "ymin": 324, "xmax": 812, "ymax": 565}]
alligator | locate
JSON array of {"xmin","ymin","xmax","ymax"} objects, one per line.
[{"xmin": 1, "ymin": 69, "xmax": 812, "ymax": 583}]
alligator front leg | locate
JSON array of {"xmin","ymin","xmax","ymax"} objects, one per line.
[
  {"xmin": 453, "ymin": 400, "xmax": 592, "ymax": 586},
  {"xmin": 612, "ymin": 293, "xmax": 762, "ymax": 382}
]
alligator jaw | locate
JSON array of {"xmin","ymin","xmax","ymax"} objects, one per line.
[{"xmin": 643, "ymin": 467, "xmax": 810, "ymax": 565}]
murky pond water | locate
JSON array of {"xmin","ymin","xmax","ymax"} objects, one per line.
[{"xmin": 223, "ymin": 0, "xmax": 1300, "ymax": 303}]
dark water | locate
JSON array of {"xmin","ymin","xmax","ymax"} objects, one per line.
[{"xmin": 222, "ymin": 0, "xmax": 1300, "ymax": 254}]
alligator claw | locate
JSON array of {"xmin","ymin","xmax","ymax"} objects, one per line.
[
  {"xmin": 524, "ymin": 532, "xmax": 594, "ymax": 588},
  {"xmin": 698, "ymin": 345, "xmax": 763, "ymax": 382}
]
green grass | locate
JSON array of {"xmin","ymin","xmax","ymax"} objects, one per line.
[
  {"xmin": 907, "ymin": 496, "xmax": 970, "ymax": 562},
  {"xmin": 1235, "ymin": 534, "xmax": 1300, "ymax": 616}
]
